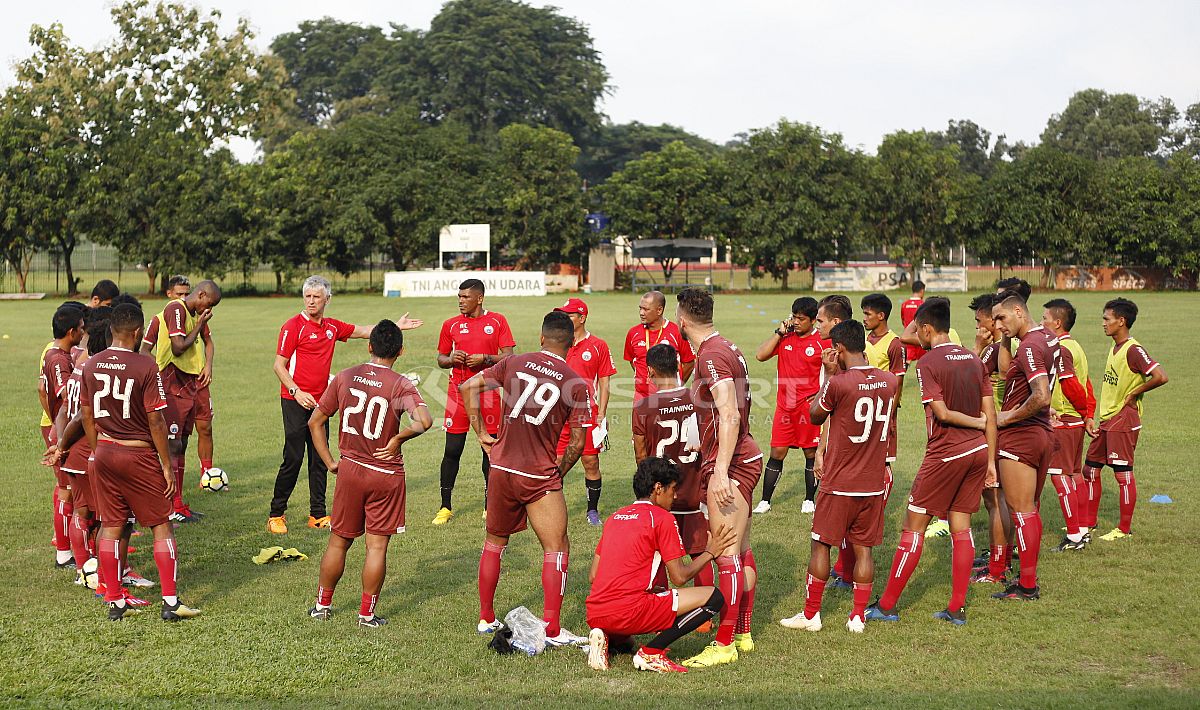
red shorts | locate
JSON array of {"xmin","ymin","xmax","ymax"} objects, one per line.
[
  {"xmin": 673, "ymin": 511, "xmax": 709, "ymax": 555},
  {"xmin": 161, "ymin": 367, "xmax": 199, "ymax": 441},
  {"xmin": 997, "ymin": 425, "xmax": 1053, "ymax": 475},
  {"xmin": 587, "ymin": 589, "xmax": 678, "ymax": 636},
  {"xmin": 91, "ymin": 441, "xmax": 171, "ymax": 528},
  {"xmin": 812, "ymin": 493, "xmax": 885, "ymax": 547},
  {"xmin": 1051, "ymin": 421, "xmax": 1086, "ymax": 476},
  {"xmin": 908, "ymin": 445, "xmax": 989, "ymax": 518},
  {"xmin": 61, "ymin": 441, "xmax": 93, "ymax": 506},
  {"xmin": 1086, "ymin": 408, "xmax": 1141, "ymax": 469},
  {"xmin": 68, "ymin": 469, "xmax": 93, "ymax": 511},
  {"xmin": 485, "ymin": 466, "xmax": 562, "ymax": 537},
  {"xmin": 556, "ymin": 420, "xmax": 601, "ymax": 457},
  {"xmin": 770, "ymin": 406, "xmax": 821, "ymax": 450},
  {"xmin": 331, "ymin": 458, "xmax": 407, "ymax": 538},
  {"xmin": 700, "ymin": 448, "xmax": 764, "ymax": 507},
  {"xmin": 195, "ymin": 383, "xmax": 214, "ymax": 422},
  {"xmin": 443, "ymin": 385, "xmax": 501, "ymax": 435}
]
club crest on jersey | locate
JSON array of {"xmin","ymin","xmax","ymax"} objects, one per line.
[
  {"xmin": 806, "ymin": 346, "xmax": 816, "ymax": 356},
  {"xmin": 326, "ymin": 329, "xmax": 335, "ymax": 339},
  {"xmin": 484, "ymin": 325, "xmax": 494, "ymax": 335},
  {"xmin": 784, "ymin": 344, "xmax": 793, "ymax": 351},
  {"xmin": 445, "ymin": 417, "xmax": 454, "ymax": 428},
  {"xmin": 582, "ymin": 350, "xmax": 593, "ymax": 361}
]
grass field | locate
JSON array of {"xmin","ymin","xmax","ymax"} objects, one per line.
[{"xmin": 1, "ymin": 290, "xmax": 1197, "ymax": 708}]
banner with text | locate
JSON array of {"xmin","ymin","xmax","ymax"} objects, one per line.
[
  {"xmin": 383, "ymin": 271, "xmax": 547, "ymax": 298},
  {"xmin": 1054, "ymin": 266, "xmax": 1195, "ymax": 291},
  {"xmin": 814, "ymin": 263, "xmax": 967, "ymax": 292}
]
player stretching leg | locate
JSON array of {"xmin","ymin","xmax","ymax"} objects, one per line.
[
  {"xmin": 463, "ymin": 312, "xmax": 592, "ymax": 647},
  {"xmin": 1083, "ymin": 299, "xmax": 1168, "ymax": 542},
  {"xmin": 780, "ymin": 320, "xmax": 897, "ymax": 633},
  {"xmin": 306, "ymin": 321, "xmax": 432, "ymax": 627},
  {"xmin": 865, "ymin": 298, "xmax": 997, "ymax": 626}
]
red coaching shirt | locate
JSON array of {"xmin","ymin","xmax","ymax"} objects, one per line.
[
  {"xmin": 566, "ymin": 332, "xmax": 617, "ymax": 411},
  {"xmin": 916, "ymin": 343, "xmax": 991, "ymax": 459},
  {"xmin": 1002, "ymin": 327, "xmax": 1056, "ymax": 431},
  {"xmin": 277, "ymin": 313, "xmax": 356, "ymax": 400},
  {"xmin": 79, "ymin": 347, "xmax": 168, "ymax": 443},
  {"xmin": 900, "ymin": 297, "xmax": 925, "ymax": 363},
  {"xmin": 586, "ymin": 501, "xmax": 685, "ymax": 609},
  {"xmin": 624, "ymin": 321, "xmax": 694, "ymax": 401},
  {"xmin": 816, "ymin": 366, "xmax": 898, "ymax": 495},
  {"xmin": 318, "ymin": 364, "xmax": 428, "ymax": 475},
  {"xmin": 771, "ymin": 329, "xmax": 825, "ymax": 410},
  {"xmin": 438, "ymin": 311, "xmax": 516, "ymax": 390}
]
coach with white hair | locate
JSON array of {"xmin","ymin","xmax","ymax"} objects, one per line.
[{"xmin": 267, "ymin": 275, "xmax": 423, "ymax": 534}]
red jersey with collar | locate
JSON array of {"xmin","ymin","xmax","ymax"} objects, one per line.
[
  {"xmin": 566, "ymin": 332, "xmax": 617, "ymax": 412},
  {"xmin": 437, "ymin": 311, "xmax": 516, "ymax": 389},
  {"xmin": 277, "ymin": 313, "xmax": 356, "ymax": 399},
  {"xmin": 586, "ymin": 501, "xmax": 685, "ymax": 608},
  {"xmin": 318, "ymin": 363, "xmax": 428, "ymax": 475},
  {"xmin": 771, "ymin": 329, "xmax": 825, "ymax": 409},
  {"xmin": 623, "ymin": 321, "xmax": 695, "ymax": 400}
]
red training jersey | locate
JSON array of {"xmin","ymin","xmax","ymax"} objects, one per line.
[
  {"xmin": 565, "ymin": 332, "xmax": 617, "ymax": 416},
  {"xmin": 771, "ymin": 329, "xmax": 825, "ymax": 410},
  {"xmin": 482, "ymin": 351, "xmax": 591, "ymax": 479},
  {"xmin": 915, "ymin": 343, "xmax": 991, "ymax": 460},
  {"xmin": 276, "ymin": 313, "xmax": 356, "ymax": 399},
  {"xmin": 42, "ymin": 346, "xmax": 74, "ymax": 422},
  {"xmin": 900, "ymin": 297, "xmax": 925, "ymax": 362},
  {"xmin": 691, "ymin": 333, "xmax": 761, "ymax": 473},
  {"xmin": 587, "ymin": 501, "xmax": 685, "ymax": 608},
  {"xmin": 318, "ymin": 363, "xmax": 428, "ymax": 475},
  {"xmin": 816, "ymin": 365, "xmax": 898, "ymax": 495},
  {"xmin": 438, "ymin": 311, "xmax": 516, "ymax": 390},
  {"xmin": 78, "ymin": 347, "xmax": 168, "ymax": 443},
  {"xmin": 1002, "ymin": 326, "xmax": 1057, "ymax": 431},
  {"xmin": 632, "ymin": 386, "xmax": 702, "ymax": 511},
  {"xmin": 623, "ymin": 321, "xmax": 695, "ymax": 401}
]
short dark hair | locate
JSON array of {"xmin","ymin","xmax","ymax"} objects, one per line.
[
  {"xmin": 912, "ymin": 280, "xmax": 926, "ymax": 293},
  {"xmin": 818, "ymin": 294, "xmax": 853, "ymax": 322},
  {"xmin": 645, "ymin": 343, "xmax": 679, "ymax": 377},
  {"xmin": 997, "ymin": 277, "xmax": 1031, "ymax": 302},
  {"xmin": 166, "ymin": 275, "xmax": 191, "ymax": 292},
  {"xmin": 86, "ymin": 306, "xmax": 113, "ymax": 355},
  {"xmin": 110, "ymin": 303, "xmax": 144, "ymax": 334},
  {"xmin": 369, "ymin": 319, "xmax": 404, "ymax": 359},
  {"xmin": 1104, "ymin": 297, "xmax": 1138, "ymax": 329},
  {"xmin": 1043, "ymin": 298, "xmax": 1077, "ymax": 332},
  {"xmin": 994, "ymin": 289, "xmax": 1026, "ymax": 312},
  {"xmin": 968, "ymin": 293, "xmax": 997, "ymax": 313},
  {"xmin": 59, "ymin": 300, "xmax": 87, "ymax": 310},
  {"xmin": 542, "ymin": 311, "xmax": 573, "ymax": 346},
  {"xmin": 90, "ymin": 279, "xmax": 119, "ymax": 303},
  {"xmin": 459, "ymin": 278, "xmax": 485, "ymax": 295},
  {"xmin": 633, "ymin": 457, "xmax": 681, "ymax": 499},
  {"xmin": 52, "ymin": 305, "xmax": 85, "ymax": 339},
  {"xmin": 791, "ymin": 297, "xmax": 818, "ymax": 319},
  {"xmin": 829, "ymin": 319, "xmax": 866, "ymax": 353},
  {"xmin": 860, "ymin": 293, "xmax": 892, "ymax": 319},
  {"xmin": 915, "ymin": 297, "xmax": 951, "ymax": 333},
  {"xmin": 109, "ymin": 293, "xmax": 143, "ymax": 310},
  {"xmin": 676, "ymin": 288, "xmax": 714, "ymax": 325}
]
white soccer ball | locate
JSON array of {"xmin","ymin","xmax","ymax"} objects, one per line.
[
  {"xmin": 81, "ymin": 556, "xmax": 99, "ymax": 590},
  {"xmin": 200, "ymin": 467, "xmax": 228, "ymax": 492},
  {"xmin": 402, "ymin": 371, "xmax": 421, "ymax": 386}
]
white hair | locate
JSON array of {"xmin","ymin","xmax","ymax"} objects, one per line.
[{"xmin": 302, "ymin": 275, "xmax": 332, "ymax": 298}]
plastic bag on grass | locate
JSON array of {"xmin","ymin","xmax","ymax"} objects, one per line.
[{"xmin": 505, "ymin": 606, "xmax": 548, "ymax": 656}]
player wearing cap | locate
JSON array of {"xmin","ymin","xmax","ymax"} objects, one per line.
[
  {"xmin": 624, "ymin": 290, "xmax": 695, "ymax": 402},
  {"xmin": 432, "ymin": 279, "xmax": 515, "ymax": 526},
  {"xmin": 554, "ymin": 298, "xmax": 617, "ymax": 526}
]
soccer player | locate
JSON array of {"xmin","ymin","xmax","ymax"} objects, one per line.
[
  {"xmin": 624, "ymin": 290, "xmax": 695, "ymax": 402},
  {"xmin": 554, "ymin": 298, "xmax": 617, "ymax": 525},
  {"xmin": 673, "ymin": 288, "xmax": 762, "ymax": 668},
  {"xmin": 463, "ymin": 311, "xmax": 592, "ymax": 647},
  {"xmin": 86, "ymin": 279, "xmax": 120, "ymax": 309},
  {"xmin": 988, "ymin": 290, "xmax": 1057, "ymax": 600},
  {"xmin": 80, "ymin": 303, "xmax": 201, "ymax": 621},
  {"xmin": 861, "ymin": 293, "xmax": 907, "ymax": 466},
  {"xmin": 432, "ymin": 279, "xmax": 515, "ymax": 525},
  {"xmin": 1042, "ymin": 298, "xmax": 1095, "ymax": 551},
  {"xmin": 585, "ymin": 457, "xmax": 734, "ymax": 673},
  {"xmin": 1083, "ymin": 298, "xmax": 1168, "ymax": 542},
  {"xmin": 753, "ymin": 297, "xmax": 824, "ymax": 514},
  {"xmin": 141, "ymin": 276, "xmax": 219, "ymax": 498},
  {"xmin": 780, "ymin": 319, "xmax": 897, "ymax": 633},
  {"xmin": 147, "ymin": 280, "xmax": 221, "ymax": 523},
  {"xmin": 632, "ymin": 343, "xmax": 714, "ymax": 591},
  {"xmin": 43, "ymin": 304, "xmax": 87, "ymax": 569},
  {"xmin": 305, "ymin": 320, "xmax": 432, "ymax": 627},
  {"xmin": 864, "ymin": 298, "xmax": 997, "ymax": 626},
  {"xmin": 899, "ymin": 280, "xmax": 926, "ymax": 365}
]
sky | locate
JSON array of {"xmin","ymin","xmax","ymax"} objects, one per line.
[{"xmin": 3, "ymin": 0, "xmax": 1198, "ymax": 158}]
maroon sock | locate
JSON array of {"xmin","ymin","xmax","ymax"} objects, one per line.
[
  {"xmin": 734, "ymin": 549, "xmax": 757, "ymax": 634},
  {"xmin": 152, "ymin": 538, "xmax": 178, "ymax": 598},
  {"xmin": 316, "ymin": 585, "xmax": 334, "ymax": 607},
  {"xmin": 478, "ymin": 541, "xmax": 505, "ymax": 623},
  {"xmin": 836, "ymin": 540, "xmax": 856, "ymax": 580},
  {"xmin": 69, "ymin": 515, "xmax": 91, "ymax": 571},
  {"xmin": 879, "ymin": 530, "xmax": 923, "ymax": 610},
  {"xmin": 541, "ymin": 551, "xmax": 568, "ymax": 637},
  {"xmin": 1051, "ymin": 474, "xmax": 1081, "ymax": 535},
  {"xmin": 1013, "ymin": 511, "xmax": 1042, "ymax": 589},
  {"xmin": 360, "ymin": 593, "xmax": 378, "ymax": 618},
  {"xmin": 804, "ymin": 572, "xmax": 826, "ymax": 619},
  {"xmin": 949, "ymin": 529, "xmax": 974, "ymax": 612},
  {"xmin": 715, "ymin": 555, "xmax": 742, "ymax": 645},
  {"xmin": 99, "ymin": 537, "xmax": 122, "ymax": 602},
  {"xmin": 851, "ymin": 582, "xmax": 871, "ymax": 621},
  {"xmin": 1115, "ymin": 471, "xmax": 1136, "ymax": 533},
  {"xmin": 52, "ymin": 489, "xmax": 71, "ymax": 552}
]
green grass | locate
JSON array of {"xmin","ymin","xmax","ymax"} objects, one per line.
[{"xmin": 1, "ymin": 291, "xmax": 1196, "ymax": 708}]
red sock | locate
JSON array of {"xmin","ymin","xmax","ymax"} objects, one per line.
[
  {"xmin": 69, "ymin": 515, "xmax": 91, "ymax": 570},
  {"xmin": 1115, "ymin": 470, "xmax": 1136, "ymax": 533},
  {"xmin": 734, "ymin": 549, "xmax": 757, "ymax": 634},
  {"xmin": 99, "ymin": 537, "xmax": 122, "ymax": 602},
  {"xmin": 949, "ymin": 529, "xmax": 974, "ymax": 613},
  {"xmin": 1082, "ymin": 465, "xmax": 1102, "ymax": 528},
  {"xmin": 152, "ymin": 538, "xmax": 178, "ymax": 598},
  {"xmin": 879, "ymin": 530, "xmax": 923, "ymax": 610},
  {"xmin": 835, "ymin": 540, "xmax": 856, "ymax": 580},
  {"xmin": 694, "ymin": 557, "xmax": 715, "ymax": 587},
  {"xmin": 1012, "ymin": 511, "xmax": 1042, "ymax": 589},
  {"xmin": 804, "ymin": 572, "xmax": 826, "ymax": 619},
  {"xmin": 52, "ymin": 489, "xmax": 71, "ymax": 552},
  {"xmin": 541, "ymin": 551, "xmax": 568, "ymax": 637},
  {"xmin": 360, "ymin": 593, "xmax": 378, "ymax": 617},
  {"xmin": 200, "ymin": 458, "xmax": 213, "ymax": 473},
  {"xmin": 715, "ymin": 555, "xmax": 742, "ymax": 645},
  {"xmin": 851, "ymin": 582, "xmax": 871, "ymax": 621},
  {"xmin": 1051, "ymin": 474, "xmax": 1082, "ymax": 536},
  {"xmin": 478, "ymin": 541, "xmax": 505, "ymax": 623},
  {"xmin": 172, "ymin": 456, "xmax": 186, "ymax": 512},
  {"xmin": 1002, "ymin": 544, "xmax": 1014, "ymax": 571},
  {"xmin": 988, "ymin": 544, "xmax": 1007, "ymax": 578},
  {"xmin": 316, "ymin": 585, "xmax": 334, "ymax": 607}
]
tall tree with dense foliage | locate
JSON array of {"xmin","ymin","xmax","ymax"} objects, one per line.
[
  {"xmin": 1092, "ymin": 157, "xmax": 1180, "ymax": 270},
  {"xmin": 269, "ymin": 18, "xmax": 390, "ymax": 125},
  {"xmin": 577, "ymin": 121, "xmax": 720, "ymax": 186},
  {"xmin": 1042, "ymin": 88, "xmax": 1179, "ymax": 160}
]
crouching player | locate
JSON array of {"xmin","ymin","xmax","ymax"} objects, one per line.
[
  {"xmin": 586, "ymin": 458, "xmax": 734, "ymax": 673},
  {"xmin": 780, "ymin": 320, "xmax": 897, "ymax": 633},
  {"xmin": 306, "ymin": 320, "xmax": 432, "ymax": 627}
]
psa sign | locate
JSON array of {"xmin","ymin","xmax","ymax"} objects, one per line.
[
  {"xmin": 814, "ymin": 264, "xmax": 967, "ymax": 292},
  {"xmin": 383, "ymin": 271, "xmax": 547, "ymax": 298}
]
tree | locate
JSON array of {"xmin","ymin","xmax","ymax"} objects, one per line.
[
  {"xmin": 1165, "ymin": 151, "xmax": 1200, "ymax": 276},
  {"xmin": 929, "ymin": 119, "xmax": 1003, "ymax": 178},
  {"xmin": 1093, "ymin": 157, "xmax": 1179, "ymax": 270},
  {"xmin": 577, "ymin": 121, "xmax": 720, "ymax": 186},
  {"xmin": 490, "ymin": 124, "xmax": 588, "ymax": 268},
  {"xmin": 0, "ymin": 102, "xmax": 47, "ymax": 292},
  {"xmin": 723, "ymin": 121, "xmax": 868, "ymax": 289},
  {"xmin": 869, "ymin": 131, "xmax": 975, "ymax": 276},
  {"xmin": 600, "ymin": 141, "xmax": 724, "ymax": 282},
  {"xmin": 1041, "ymin": 88, "xmax": 1179, "ymax": 160},
  {"xmin": 269, "ymin": 18, "xmax": 390, "ymax": 125}
]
